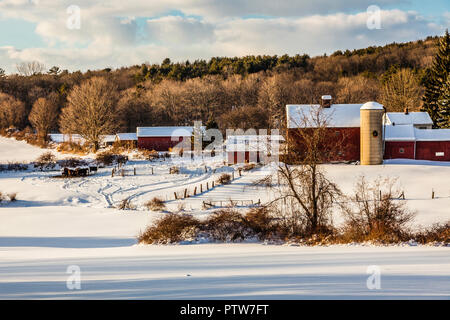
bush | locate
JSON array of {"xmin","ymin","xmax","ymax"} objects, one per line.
[
  {"xmin": 217, "ymin": 173, "xmax": 231, "ymax": 185},
  {"xmin": 245, "ymin": 207, "xmax": 277, "ymax": 238},
  {"xmin": 60, "ymin": 157, "xmax": 87, "ymax": 168},
  {"xmin": 117, "ymin": 198, "xmax": 135, "ymax": 210},
  {"xmin": 8, "ymin": 193, "xmax": 17, "ymax": 202},
  {"xmin": 414, "ymin": 222, "xmax": 450, "ymax": 245},
  {"xmin": 145, "ymin": 197, "xmax": 166, "ymax": 211},
  {"xmin": 243, "ymin": 163, "xmax": 256, "ymax": 171},
  {"xmin": 169, "ymin": 166, "xmax": 180, "ymax": 174},
  {"xmin": 342, "ymin": 176, "xmax": 415, "ymax": 243},
  {"xmin": 138, "ymin": 214, "xmax": 200, "ymax": 244},
  {"xmin": 96, "ymin": 151, "xmax": 128, "ymax": 166},
  {"xmin": 202, "ymin": 209, "xmax": 253, "ymax": 242},
  {"xmin": 35, "ymin": 152, "xmax": 56, "ymax": 171},
  {"xmin": 56, "ymin": 141, "xmax": 87, "ymax": 154}
]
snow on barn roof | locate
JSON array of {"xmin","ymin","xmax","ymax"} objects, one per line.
[
  {"xmin": 116, "ymin": 133, "xmax": 137, "ymax": 141},
  {"xmin": 101, "ymin": 135, "xmax": 116, "ymax": 143},
  {"xmin": 286, "ymin": 104, "xmax": 363, "ymax": 128},
  {"xmin": 385, "ymin": 112, "xmax": 433, "ymax": 126},
  {"xmin": 48, "ymin": 134, "xmax": 85, "ymax": 144},
  {"xmin": 136, "ymin": 126, "xmax": 204, "ymax": 137},
  {"xmin": 384, "ymin": 125, "xmax": 416, "ymax": 141},
  {"xmin": 385, "ymin": 125, "xmax": 450, "ymax": 142}
]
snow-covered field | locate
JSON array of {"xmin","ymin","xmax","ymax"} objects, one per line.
[{"xmin": 0, "ymin": 136, "xmax": 449, "ymax": 299}]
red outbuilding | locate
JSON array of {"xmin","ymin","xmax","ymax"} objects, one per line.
[{"xmin": 137, "ymin": 127, "xmax": 195, "ymax": 151}]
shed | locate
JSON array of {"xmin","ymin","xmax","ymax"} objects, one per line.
[{"xmin": 137, "ymin": 126, "xmax": 202, "ymax": 151}]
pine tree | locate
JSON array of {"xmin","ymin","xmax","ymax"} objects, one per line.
[
  {"xmin": 422, "ymin": 29, "xmax": 450, "ymax": 127},
  {"xmin": 437, "ymin": 75, "xmax": 450, "ymax": 128}
]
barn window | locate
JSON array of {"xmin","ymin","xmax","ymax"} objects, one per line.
[
  {"xmin": 372, "ymin": 130, "xmax": 378, "ymax": 137},
  {"xmin": 399, "ymin": 148, "xmax": 405, "ymax": 154},
  {"xmin": 436, "ymin": 152, "xmax": 445, "ymax": 157}
]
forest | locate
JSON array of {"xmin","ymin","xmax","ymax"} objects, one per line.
[{"xmin": 0, "ymin": 34, "xmax": 447, "ymax": 139}]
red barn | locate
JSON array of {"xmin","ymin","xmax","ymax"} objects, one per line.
[
  {"xmin": 137, "ymin": 127, "xmax": 195, "ymax": 151},
  {"xmin": 286, "ymin": 97, "xmax": 362, "ymax": 162},
  {"xmin": 385, "ymin": 125, "xmax": 450, "ymax": 161}
]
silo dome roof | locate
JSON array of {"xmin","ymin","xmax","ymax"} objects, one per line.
[{"xmin": 360, "ymin": 102, "xmax": 384, "ymax": 110}]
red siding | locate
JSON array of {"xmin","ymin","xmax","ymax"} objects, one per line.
[
  {"xmin": 227, "ymin": 151, "xmax": 261, "ymax": 164},
  {"xmin": 138, "ymin": 136, "xmax": 188, "ymax": 151},
  {"xmin": 288, "ymin": 127, "xmax": 360, "ymax": 162},
  {"xmin": 384, "ymin": 141, "xmax": 415, "ymax": 159},
  {"xmin": 416, "ymin": 141, "xmax": 450, "ymax": 161}
]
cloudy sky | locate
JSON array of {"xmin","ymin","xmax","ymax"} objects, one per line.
[{"xmin": 0, "ymin": 0, "xmax": 449, "ymax": 74}]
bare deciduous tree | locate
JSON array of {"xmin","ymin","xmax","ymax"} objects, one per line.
[
  {"xmin": 29, "ymin": 94, "xmax": 60, "ymax": 142},
  {"xmin": 16, "ymin": 61, "xmax": 45, "ymax": 76},
  {"xmin": 0, "ymin": 92, "xmax": 26, "ymax": 129},
  {"xmin": 59, "ymin": 77, "xmax": 118, "ymax": 151},
  {"xmin": 259, "ymin": 107, "xmax": 344, "ymax": 236}
]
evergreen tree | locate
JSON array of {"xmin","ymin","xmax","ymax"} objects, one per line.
[
  {"xmin": 437, "ymin": 75, "xmax": 450, "ymax": 128},
  {"xmin": 422, "ymin": 29, "xmax": 450, "ymax": 127}
]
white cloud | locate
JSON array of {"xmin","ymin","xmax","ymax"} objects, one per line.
[{"xmin": 0, "ymin": 1, "xmax": 448, "ymax": 74}]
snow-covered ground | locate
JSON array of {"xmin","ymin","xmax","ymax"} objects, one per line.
[{"xmin": 0, "ymin": 137, "xmax": 449, "ymax": 299}]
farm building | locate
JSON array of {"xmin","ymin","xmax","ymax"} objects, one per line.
[
  {"xmin": 384, "ymin": 110, "xmax": 433, "ymax": 129},
  {"xmin": 137, "ymin": 126, "xmax": 201, "ymax": 151},
  {"xmin": 286, "ymin": 96, "xmax": 450, "ymax": 163},
  {"xmin": 286, "ymin": 96, "xmax": 363, "ymax": 162},
  {"xmin": 385, "ymin": 125, "xmax": 450, "ymax": 161},
  {"xmin": 115, "ymin": 133, "xmax": 138, "ymax": 148},
  {"xmin": 225, "ymin": 134, "xmax": 285, "ymax": 164},
  {"xmin": 48, "ymin": 134, "xmax": 85, "ymax": 145}
]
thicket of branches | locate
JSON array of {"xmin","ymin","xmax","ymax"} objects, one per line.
[{"xmin": 0, "ymin": 36, "xmax": 440, "ymax": 134}]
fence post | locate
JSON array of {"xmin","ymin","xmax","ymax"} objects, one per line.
[
  {"xmin": 134, "ymin": 168, "xmax": 136, "ymax": 176},
  {"xmin": 200, "ymin": 184, "xmax": 203, "ymax": 193},
  {"xmin": 174, "ymin": 192, "xmax": 178, "ymax": 200},
  {"xmin": 194, "ymin": 187, "xmax": 197, "ymax": 196},
  {"xmin": 432, "ymin": 189, "xmax": 435, "ymax": 199},
  {"xmin": 112, "ymin": 168, "xmax": 115, "ymax": 177},
  {"xmin": 184, "ymin": 189, "xmax": 188, "ymax": 199},
  {"xmin": 207, "ymin": 182, "xmax": 209, "ymax": 190},
  {"xmin": 151, "ymin": 167, "xmax": 154, "ymax": 175}
]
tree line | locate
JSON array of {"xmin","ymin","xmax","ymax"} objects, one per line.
[{"xmin": 0, "ymin": 33, "xmax": 449, "ymax": 150}]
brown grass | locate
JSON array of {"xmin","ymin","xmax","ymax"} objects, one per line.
[
  {"xmin": 138, "ymin": 214, "xmax": 200, "ymax": 244},
  {"xmin": 217, "ymin": 173, "xmax": 231, "ymax": 185},
  {"xmin": 145, "ymin": 197, "xmax": 166, "ymax": 211}
]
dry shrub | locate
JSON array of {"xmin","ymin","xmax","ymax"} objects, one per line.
[
  {"xmin": 342, "ymin": 176, "xmax": 415, "ymax": 243},
  {"xmin": 8, "ymin": 193, "xmax": 17, "ymax": 202},
  {"xmin": 170, "ymin": 166, "xmax": 180, "ymax": 174},
  {"xmin": 243, "ymin": 163, "xmax": 256, "ymax": 171},
  {"xmin": 138, "ymin": 214, "xmax": 200, "ymax": 244},
  {"xmin": 414, "ymin": 222, "xmax": 450, "ymax": 245},
  {"xmin": 244, "ymin": 207, "xmax": 277, "ymax": 238},
  {"xmin": 96, "ymin": 151, "xmax": 128, "ymax": 166},
  {"xmin": 217, "ymin": 173, "xmax": 231, "ymax": 185},
  {"xmin": 56, "ymin": 141, "xmax": 87, "ymax": 155},
  {"xmin": 117, "ymin": 198, "xmax": 135, "ymax": 210},
  {"xmin": 202, "ymin": 209, "xmax": 253, "ymax": 242},
  {"xmin": 145, "ymin": 197, "xmax": 166, "ymax": 211},
  {"xmin": 60, "ymin": 157, "xmax": 87, "ymax": 168},
  {"xmin": 35, "ymin": 152, "xmax": 56, "ymax": 171}
]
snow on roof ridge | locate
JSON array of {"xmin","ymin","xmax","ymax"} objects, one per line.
[{"xmin": 360, "ymin": 101, "xmax": 384, "ymax": 110}]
